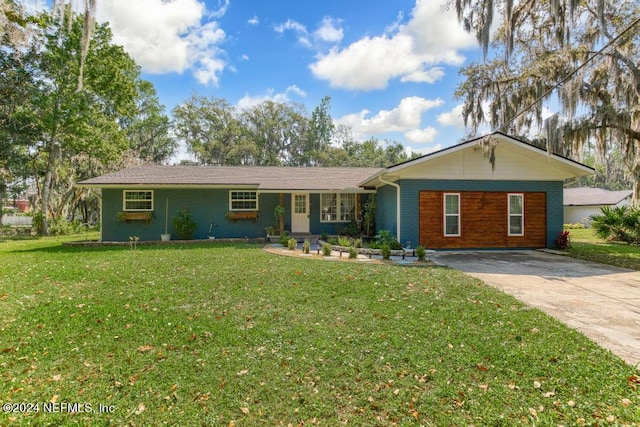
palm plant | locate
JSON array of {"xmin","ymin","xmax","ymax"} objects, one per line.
[{"xmin": 590, "ymin": 206, "xmax": 640, "ymax": 244}]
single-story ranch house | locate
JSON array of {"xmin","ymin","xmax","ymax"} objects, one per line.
[{"xmin": 78, "ymin": 132, "xmax": 594, "ymax": 249}]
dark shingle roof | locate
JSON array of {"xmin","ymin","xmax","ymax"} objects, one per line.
[
  {"xmin": 564, "ymin": 187, "xmax": 632, "ymax": 206},
  {"xmin": 78, "ymin": 165, "xmax": 383, "ymax": 191}
]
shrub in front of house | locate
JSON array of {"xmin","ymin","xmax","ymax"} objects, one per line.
[
  {"xmin": 373, "ymin": 230, "xmax": 402, "ymax": 250},
  {"xmin": 172, "ymin": 207, "xmax": 197, "ymax": 240},
  {"xmin": 287, "ymin": 237, "xmax": 297, "ymax": 250},
  {"xmin": 380, "ymin": 244, "xmax": 391, "ymax": 260},
  {"xmin": 279, "ymin": 231, "xmax": 290, "ymax": 246},
  {"xmin": 322, "ymin": 242, "xmax": 333, "ymax": 256},
  {"xmin": 555, "ymin": 231, "xmax": 571, "ymax": 250},
  {"xmin": 348, "ymin": 246, "xmax": 358, "ymax": 259}
]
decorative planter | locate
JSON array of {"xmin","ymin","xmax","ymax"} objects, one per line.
[
  {"xmin": 227, "ymin": 211, "xmax": 259, "ymax": 222},
  {"xmin": 117, "ymin": 211, "xmax": 153, "ymax": 223}
]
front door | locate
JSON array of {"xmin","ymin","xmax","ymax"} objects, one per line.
[{"xmin": 291, "ymin": 193, "xmax": 310, "ymax": 233}]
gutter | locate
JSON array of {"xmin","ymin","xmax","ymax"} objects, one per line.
[{"xmin": 378, "ymin": 174, "xmax": 401, "ymax": 242}]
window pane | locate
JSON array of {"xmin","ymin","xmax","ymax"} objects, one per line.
[
  {"xmin": 230, "ymin": 191, "xmax": 257, "ymax": 210},
  {"xmin": 443, "ymin": 194, "xmax": 460, "ymax": 236},
  {"xmin": 445, "ymin": 216, "xmax": 459, "ymax": 235},
  {"xmin": 445, "ymin": 194, "xmax": 459, "ymax": 214},
  {"xmin": 510, "ymin": 216, "xmax": 523, "ymax": 235},
  {"xmin": 340, "ymin": 194, "xmax": 355, "ymax": 221},
  {"xmin": 321, "ymin": 193, "xmax": 337, "ymax": 221},
  {"xmin": 509, "ymin": 195, "xmax": 523, "ymax": 214},
  {"xmin": 124, "ymin": 191, "xmax": 152, "ymax": 210},
  {"xmin": 294, "ymin": 195, "xmax": 306, "ymax": 214}
]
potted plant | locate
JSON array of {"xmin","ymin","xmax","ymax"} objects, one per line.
[
  {"xmin": 161, "ymin": 197, "xmax": 170, "ymax": 241},
  {"xmin": 172, "ymin": 207, "xmax": 197, "ymax": 240},
  {"xmin": 266, "ymin": 205, "xmax": 286, "ymax": 242}
]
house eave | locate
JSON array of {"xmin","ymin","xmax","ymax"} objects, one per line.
[{"xmin": 78, "ymin": 183, "xmax": 376, "ymax": 193}]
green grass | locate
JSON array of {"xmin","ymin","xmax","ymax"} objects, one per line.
[
  {"xmin": 567, "ymin": 228, "xmax": 640, "ymax": 270},
  {"xmin": 1, "ymin": 236, "xmax": 639, "ymax": 425}
]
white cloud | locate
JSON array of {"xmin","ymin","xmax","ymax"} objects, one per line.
[
  {"xmin": 274, "ymin": 19, "xmax": 311, "ymax": 47},
  {"xmin": 236, "ymin": 86, "xmax": 307, "ymax": 110},
  {"xmin": 314, "ymin": 17, "xmax": 343, "ymax": 43},
  {"xmin": 437, "ymin": 104, "xmax": 466, "ymax": 129},
  {"xmin": 286, "ymin": 85, "xmax": 307, "ymax": 98},
  {"xmin": 311, "ymin": 34, "xmax": 421, "ymax": 90},
  {"xmin": 275, "ymin": 16, "xmax": 344, "ymax": 48},
  {"xmin": 185, "ymin": 21, "xmax": 226, "ymax": 86},
  {"xmin": 274, "ymin": 19, "xmax": 307, "ymax": 34},
  {"xmin": 336, "ymin": 96, "xmax": 443, "ymax": 136},
  {"xmin": 96, "ymin": 0, "xmax": 228, "ymax": 85},
  {"xmin": 248, "ymin": 15, "xmax": 259, "ymax": 26},
  {"xmin": 401, "ymin": 66, "xmax": 445, "ymax": 84},
  {"xmin": 405, "ymin": 127, "xmax": 438, "ymax": 144},
  {"xmin": 207, "ymin": 0, "xmax": 229, "ymax": 19},
  {"xmin": 310, "ymin": 0, "xmax": 476, "ymax": 90}
]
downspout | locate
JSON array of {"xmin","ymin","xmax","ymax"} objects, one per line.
[{"xmin": 378, "ymin": 174, "xmax": 401, "ymax": 242}]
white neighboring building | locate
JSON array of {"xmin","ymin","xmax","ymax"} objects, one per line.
[{"xmin": 564, "ymin": 187, "xmax": 633, "ymax": 227}]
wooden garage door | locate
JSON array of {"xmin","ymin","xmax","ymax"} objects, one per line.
[{"xmin": 419, "ymin": 191, "xmax": 546, "ymax": 249}]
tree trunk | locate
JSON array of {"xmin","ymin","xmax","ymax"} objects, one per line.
[
  {"xmin": 41, "ymin": 139, "xmax": 58, "ymax": 235},
  {"xmin": 633, "ymin": 171, "xmax": 640, "ymax": 208},
  {"xmin": 0, "ymin": 181, "xmax": 5, "ymax": 226}
]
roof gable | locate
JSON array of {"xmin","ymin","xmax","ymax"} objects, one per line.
[{"xmin": 361, "ymin": 132, "xmax": 594, "ymax": 186}]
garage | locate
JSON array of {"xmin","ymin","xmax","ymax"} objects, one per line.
[{"xmin": 419, "ymin": 190, "xmax": 547, "ymax": 249}]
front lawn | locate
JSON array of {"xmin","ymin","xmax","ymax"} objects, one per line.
[
  {"xmin": 1, "ymin": 237, "xmax": 639, "ymax": 425},
  {"xmin": 567, "ymin": 228, "xmax": 640, "ymax": 270}
]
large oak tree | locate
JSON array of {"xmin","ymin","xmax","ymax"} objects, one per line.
[
  {"xmin": 453, "ymin": 0, "xmax": 640, "ymax": 202},
  {"xmin": 23, "ymin": 11, "xmax": 140, "ymax": 233}
]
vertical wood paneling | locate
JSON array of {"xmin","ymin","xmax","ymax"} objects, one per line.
[{"xmin": 419, "ymin": 191, "xmax": 546, "ymax": 249}]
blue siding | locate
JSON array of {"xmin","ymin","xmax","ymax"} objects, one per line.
[
  {"xmin": 102, "ymin": 189, "xmax": 281, "ymax": 241},
  {"xmin": 376, "ymin": 185, "xmax": 397, "ymax": 238},
  {"xmin": 396, "ymin": 180, "xmax": 564, "ymax": 249},
  {"xmin": 101, "ymin": 189, "xmax": 369, "ymax": 241}
]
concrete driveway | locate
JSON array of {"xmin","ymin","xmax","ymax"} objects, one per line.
[{"xmin": 430, "ymin": 250, "xmax": 640, "ymax": 366}]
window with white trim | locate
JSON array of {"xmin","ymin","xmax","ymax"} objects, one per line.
[
  {"xmin": 123, "ymin": 190, "xmax": 153, "ymax": 211},
  {"xmin": 508, "ymin": 193, "xmax": 524, "ymax": 236},
  {"xmin": 229, "ymin": 191, "xmax": 258, "ymax": 211},
  {"xmin": 443, "ymin": 193, "xmax": 460, "ymax": 236},
  {"xmin": 321, "ymin": 193, "xmax": 356, "ymax": 222}
]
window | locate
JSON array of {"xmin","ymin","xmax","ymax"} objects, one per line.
[
  {"xmin": 230, "ymin": 191, "xmax": 258, "ymax": 211},
  {"xmin": 443, "ymin": 193, "xmax": 460, "ymax": 236},
  {"xmin": 508, "ymin": 193, "xmax": 524, "ymax": 236},
  {"xmin": 294, "ymin": 194, "xmax": 307, "ymax": 214},
  {"xmin": 321, "ymin": 193, "xmax": 356, "ymax": 222},
  {"xmin": 123, "ymin": 190, "xmax": 153, "ymax": 211}
]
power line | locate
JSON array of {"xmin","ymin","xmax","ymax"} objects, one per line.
[{"xmin": 493, "ymin": 16, "xmax": 640, "ymax": 133}]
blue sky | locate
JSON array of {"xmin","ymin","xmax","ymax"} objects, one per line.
[{"xmin": 35, "ymin": 0, "xmax": 486, "ymax": 160}]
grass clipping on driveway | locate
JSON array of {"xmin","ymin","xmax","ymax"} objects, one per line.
[{"xmin": 1, "ymin": 239, "xmax": 639, "ymax": 425}]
